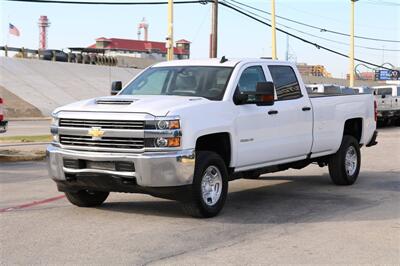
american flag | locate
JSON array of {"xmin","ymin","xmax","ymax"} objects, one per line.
[{"xmin": 9, "ymin": 23, "xmax": 20, "ymax": 37}]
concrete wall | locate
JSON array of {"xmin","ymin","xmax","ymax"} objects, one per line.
[
  {"xmin": 0, "ymin": 85, "xmax": 42, "ymax": 118},
  {"xmin": 0, "ymin": 57, "xmax": 141, "ymax": 116},
  {"xmin": 0, "ymin": 57, "xmax": 385, "ymax": 118}
]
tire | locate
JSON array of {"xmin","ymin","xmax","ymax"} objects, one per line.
[
  {"xmin": 328, "ymin": 135, "xmax": 361, "ymax": 186},
  {"xmin": 65, "ymin": 190, "xmax": 109, "ymax": 207},
  {"xmin": 181, "ymin": 151, "xmax": 228, "ymax": 218}
]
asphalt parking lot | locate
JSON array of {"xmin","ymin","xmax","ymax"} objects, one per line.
[{"xmin": 1, "ymin": 127, "xmax": 399, "ymax": 265}]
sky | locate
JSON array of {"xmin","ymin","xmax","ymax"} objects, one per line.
[{"xmin": 1, "ymin": 0, "xmax": 399, "ymax": 78}]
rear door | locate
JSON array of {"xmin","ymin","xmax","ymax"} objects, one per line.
[
  {"xmin": 265, "ymin": 65, "xmax": 313, "ymax": 160},
  {"xmin": 374, "ymin": 87, "xmax": 393, "ymax": 111}
]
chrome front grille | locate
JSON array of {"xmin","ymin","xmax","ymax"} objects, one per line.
[
  {"xmin": 59, "ymin": 118, "xmax": 145, "ymax": 130},
  {"xmin": 60, "ymin": 135, "xmax": 144, "ymax": 149}
]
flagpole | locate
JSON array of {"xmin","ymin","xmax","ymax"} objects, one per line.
[{"xmin": 6, "ymin": 14, "xmax": 11, "ymax": 53}]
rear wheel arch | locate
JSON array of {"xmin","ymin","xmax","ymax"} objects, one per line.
[{"xmin": 343, "ymin": 118, "xmax": 363, "ymax": 144}]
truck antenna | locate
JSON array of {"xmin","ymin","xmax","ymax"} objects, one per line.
[{"xmin": 220, "ymin": 56, "xmax": 228, "ymax": 63}]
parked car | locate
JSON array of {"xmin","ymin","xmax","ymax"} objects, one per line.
[
  {"xmin": 38, "ymin": 49, "xmax": 68, "ymax": 62},
  {"xmin": 305, "ymin": 84, "xmax": 342, "ymax": 94},
  {"xmin": 0, "ymin": 97, "xmax": 8, "ymax": 133},
  {"xmin": 48, "ymin": 58, "xmax": 378, "ymax": 217},
  {"xmin": 352, "ymin": 86, "xmax": 373, "ymax": 94},
  {"xmin": 340, "ymin": 87, "xmax": 357, "ymax": 95},
  {"xmin": 372, "ymin": 85, "xmax": 400, "ymax": 125}
]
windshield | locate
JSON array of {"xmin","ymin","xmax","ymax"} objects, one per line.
[
  {"xmin": 120, "ymin": 66, "xmax": 233, "ymax": 100},
  {"xmin": 374, "ymin": 87, "xmax": 392, "ymax": 95}
]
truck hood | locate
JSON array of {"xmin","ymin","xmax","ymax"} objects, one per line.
[{"xmin": 53, "ymin": 95, "xmax": 211, "ymax": 117}]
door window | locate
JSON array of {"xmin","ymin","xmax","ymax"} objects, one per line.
[
  {"xmin": 237, "ymin": 66, "xmax": 266, "ymax": 93},
  {"xmin": 268, "ymin": 66, "xmax": 302, "ymax": 100}
]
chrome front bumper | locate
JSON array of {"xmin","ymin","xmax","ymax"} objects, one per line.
[{"xmin": 47, "ymin": 145, "xmax": 195, "ymax": 187}]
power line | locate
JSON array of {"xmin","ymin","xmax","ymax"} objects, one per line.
[
  {"xmin": 223, "ymin": 0, "xmax": 400, "ymax": 52},
  {"xmin": 227, "ymin": 0, "xmax": 400, "ymax": 43},
  {"xmin": 5, "ymin": 0, "xmax": 208, "ymax": 5},
  {"xmin": 6, "ymin": 0, "xmax": 397, "ymax": 70},
  {"xmin": 217, "ymin": 1, "xmax": 395, "ymax": 71},
  {"xmin": 363, "ymin": 0, "xmax": 400, "ymax": 7}
]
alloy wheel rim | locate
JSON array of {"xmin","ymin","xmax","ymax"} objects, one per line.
[
  {"xmin": 201, "ymin": 165, "xmax": 223, "ymax": 206},
  {"xmin": 345, "ymin": 146, "xmax": 358, "ymax": 176}
]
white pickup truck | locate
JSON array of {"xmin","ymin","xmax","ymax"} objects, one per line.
[
  {"xmin": 48, "ymin": 58, "xmax": 378, "ymax": 217},
  {"xmin": 372, "ymin": 85, "xmax": 400, "ymax": 125},
  {"xmin": 0, "ymin": 97, "xmax": 7, "ymax": 133}
]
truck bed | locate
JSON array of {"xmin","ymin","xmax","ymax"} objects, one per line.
[{"xmin": 309, "ymin": 93, "xmax": 375, "ymax": 158}]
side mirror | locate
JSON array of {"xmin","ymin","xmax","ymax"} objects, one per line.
[
  {"xmin": 255, "ymin": 82, "xmax": 275, "ymax": 106},
  {"xmin": 233, "ymin": 82, "xmax": 275, "ymax": 106},
  {"xmin": 111, "ymin": 81, "xmax": 122, "ymax": 95}
]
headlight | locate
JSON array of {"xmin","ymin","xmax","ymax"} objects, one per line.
[
  {"xmin": 145, "ymin": 118, "xmax": 180, "ymax": 130},
  {"xmin": 51, "ymin": 116, "xmax": 59, "ymax": 127},
  {"xmin": 155, "ymin": 137, "xmax": 181, "ymax": 148},
  {"xmin": 144, "ymin": 117, "xmax": 181, "ymax": 148},
  {"xmin": 50, "ymin": 115, "xmax": 59, "ymax": 143}
]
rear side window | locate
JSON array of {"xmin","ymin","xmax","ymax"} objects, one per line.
[{"xmin": 268, "ymin": 66, "xmax": 302, "ymax": 100}]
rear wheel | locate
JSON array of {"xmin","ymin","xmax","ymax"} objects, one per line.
[
  {"xmin": 65, "ymin": 190, "xmax": 109, "ymax": 207},
  {"xmin": 181, "ymin": 151, "xmax": 228, "ymax": 218},
  {"xmin": 328, "ymin": 135, "xmax": 361, "ymax": 185}
]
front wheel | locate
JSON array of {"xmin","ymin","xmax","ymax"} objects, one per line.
[
  {"xmin": 181, "ymin": 151, "xmax": 228, "ymax": 218},
  {"xmin": 65, "ymin": 190, "xmax": 109, "ymax": 207},
  {"xmin": 328, "ymin": 135, "xmax": 361, "ymax": 185}
]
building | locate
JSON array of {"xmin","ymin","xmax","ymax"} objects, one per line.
[
  {"xmin": 296, "ymin": 63, "xmax": 332, "ymax": 78},
  {"xmin": 88, "ymin": 37, "xmax": 190, "ymax": 60},
  {"xmin": 357, "ymin": 71, "xmax": 375, "ymax": 80}
]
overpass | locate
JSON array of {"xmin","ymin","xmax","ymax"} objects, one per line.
[{"xmin": 0, "ymin": 57, "xmax": 140, "ymax": 117}]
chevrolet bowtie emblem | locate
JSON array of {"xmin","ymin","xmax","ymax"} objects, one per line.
[{"xmin": 88, "ymin": 127, "xmax": 104, "ymax": 140}]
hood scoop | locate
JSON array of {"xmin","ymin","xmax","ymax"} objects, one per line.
[{"xmin": 95, "ymin": 97, "xmax": 136, "ymax": 105}]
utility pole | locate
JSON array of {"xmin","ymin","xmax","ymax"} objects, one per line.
[
  {"xmin": 210, "ymin": 0, "xmax": 218, "ymax": 58},
  {"xmin": 285, "ymin": 34, "xmax": 289, "ymax": 61},
  {"xmin": 166, "ymin": 0, "xmax": 174, "ymax": 61},
  {"xmin": 349, "ymin": 0, "xmax": 358, "ymax": 87},
  {"xmin": 271, "ymin": 0, "xmax": 277, "ymax": 60}
]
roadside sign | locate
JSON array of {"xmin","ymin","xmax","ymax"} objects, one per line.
[{"xmin": 375, "ymin": 69, "xmax": 400, "ymax": 81}]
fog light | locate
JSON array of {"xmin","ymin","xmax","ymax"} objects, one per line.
[
  {"xmin": 155, "ymin": 137, "xmax": 168, "ymax": 147},
  {"xmin": 52, "ymin": 134, "xmax": 59, "ymax": 142}
]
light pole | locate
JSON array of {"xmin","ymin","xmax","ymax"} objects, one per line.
[
  {"xmin": 349, "ymin": 0, "xmax": 358, "ymax": 87},
  {"xmin": 210, "ymin": 0, "xmax": 218, "ymax": 58},
  {"xmin": 166, "ymin": 0, "xmax": 174, "ymax": 61},
  {"xmin": 271, "ymin": 0, "xmax": 277, "ymax": 60}
]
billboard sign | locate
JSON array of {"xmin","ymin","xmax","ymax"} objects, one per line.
[{"xmin": 375, "ymin": 69, "xmax": 400, "ymax": 81}]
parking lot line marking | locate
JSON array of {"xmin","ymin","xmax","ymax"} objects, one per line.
[{"xmin": 0, "ymin": 195, "xmax": 65, "ymax": 213}]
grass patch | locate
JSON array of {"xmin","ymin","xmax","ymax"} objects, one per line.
[{"xmin": 0, "ymin": 134, "xmax": 52, "ymax": 143}]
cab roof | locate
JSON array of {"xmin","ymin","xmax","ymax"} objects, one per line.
[{"xmin": 152, "ymin": 58, "xmax": 293, "ymax": 68}]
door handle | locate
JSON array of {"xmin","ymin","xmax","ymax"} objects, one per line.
[
  {"xmin": 302, "ymin": 106, "xmax": 311, "ymax": 111},
  {"xmin": 268, "ymin": 110, "xmax": 278, "ymax": 115}
]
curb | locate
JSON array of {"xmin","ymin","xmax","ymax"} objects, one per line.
[
  {"xmin": 0, "ymin": 153, "xmax": 46, "ymax": 162},
  {"xmin": 0, "ymin": 154, "xmax": 46, "ymax": 162},
  {"xmin": 8, "ymin": 117, "xmax": 51, "ymax": 121}
]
